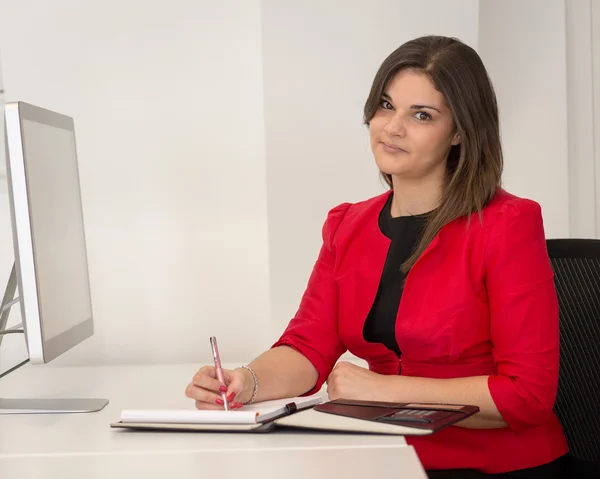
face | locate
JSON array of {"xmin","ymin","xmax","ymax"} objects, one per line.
[{"xmin": 369, "ymin": 69, "xmax": 460, "ymax": 182}]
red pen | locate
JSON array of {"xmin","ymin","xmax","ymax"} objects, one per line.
[{"xmin": 209, "ymin": 336, "xmax": 229, "ymax": 411}]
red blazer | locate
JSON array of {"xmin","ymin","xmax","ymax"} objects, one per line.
[{"xmin": 273, "ymin": 189, "xmax": 568, "ymax": 474}]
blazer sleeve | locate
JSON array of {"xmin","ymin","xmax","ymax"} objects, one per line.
[
  {"xmin": 485, "ymin": 199, "xmax": 560, "ymax": 433},
  {"xmin": 271, "ymin": 202, "xmax": 351, "ymax": 395}
]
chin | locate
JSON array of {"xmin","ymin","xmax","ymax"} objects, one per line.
[{"xmin": 373, "ymin": 155, "xmax": 413, "ymax": 178}]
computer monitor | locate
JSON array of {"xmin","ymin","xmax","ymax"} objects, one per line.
[{"xmin": 0, "ymin": 100, "xmax": 108, "ymax": 414}]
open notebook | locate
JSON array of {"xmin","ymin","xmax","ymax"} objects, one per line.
[
  {"xmin": 114, "ymin": 394, "xmax": 325, "ymax": 430},
  {"xmin": 110, "ymin": 396, "xmax": 479, "ymax": 435}
]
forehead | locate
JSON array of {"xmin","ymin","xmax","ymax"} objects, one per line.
[{"xmin": 384, "ymin": 69, "xmax": 446, "ymax": 108}]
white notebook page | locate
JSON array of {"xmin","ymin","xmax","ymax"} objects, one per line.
[{"xmin": 119, "ymin": 393, "xmax": 325, "ymax": 425}]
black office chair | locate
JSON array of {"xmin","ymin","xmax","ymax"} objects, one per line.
[{"xmin": 547, "ymin": 239, "xmax": 600, "ymax": 478}]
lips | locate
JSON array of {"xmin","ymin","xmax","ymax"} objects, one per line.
[{"xmin": 381, "ymin": 141, "xmax": 406, "ymax": 152}]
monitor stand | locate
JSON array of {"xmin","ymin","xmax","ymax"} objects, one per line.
[
  {"xmin": 0, "ymin": 263, "xmax": 109, "ymax": 414},
  {"xmin": 0, "ymin": 397, "xmax": 109, "ymax": 414}
]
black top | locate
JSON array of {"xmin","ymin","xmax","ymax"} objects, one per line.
[{"xmin": 362, "ymin": 193, "xmax": 429, "ymax": 357}]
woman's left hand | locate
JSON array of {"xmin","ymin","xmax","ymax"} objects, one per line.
[{"xmin": 326, "ymin": 361, "xmax": 392, "ymax": 401}]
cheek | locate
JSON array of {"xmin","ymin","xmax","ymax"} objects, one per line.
[
  {"xmin": 368, "ymin": 117, "xmax": 384, "ymax": 142},
  {"xmin": 412, "ymin": 126, "xmax": 453, "ymax": 155}
]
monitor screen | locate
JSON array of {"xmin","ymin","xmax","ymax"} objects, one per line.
[
  {"xmin": 20, "ymin": 118, "xmax": 92, "ymax": 342},
  {"xmin": 4, "ymin": 102, "xmax": 94, "ymax": 364}
]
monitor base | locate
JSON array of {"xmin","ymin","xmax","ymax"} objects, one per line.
[{"xmin": 0, "ymin": 397, "xmax": 109, "ymax": 414}]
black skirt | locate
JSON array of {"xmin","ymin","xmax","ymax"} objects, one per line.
[{"xmin": 426, "ymin": 454, "xmax": 567, "ymax": 479}]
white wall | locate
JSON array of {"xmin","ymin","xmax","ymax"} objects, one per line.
[
  {"xmin": 478, "ymin": 0, "xmax": 570, "ymax": 239},
  {"xmin": 592, "ymin": 1, "xmax": 600, "ymax": 237},
  {"xmin": 564, "ymin": 0, "xmax": 600, "ymax": 239},
  {"xmin": 0, "ymin": 1, "xmax": 481, "ymax": 373},
  {"xmin": 262, "ymin": 0, "xmax": 480, "ymax": 329},
  {"xmin": 0, "ymin": 0, "xmax": 271, "ymax": 372},
  {"xmin": 566, "ymin": 0, "xmax": 597, "ymax": 238},
  {"xmin": 0, "ymin": 1, "xmax": 581, "ymax": 375}
]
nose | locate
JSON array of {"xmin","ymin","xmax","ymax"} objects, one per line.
[{"xmin": 383, "ymin": 113, "xmax": 406, "ymax": 138}]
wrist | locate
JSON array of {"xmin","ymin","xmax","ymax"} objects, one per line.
[
  {"xmin": 237, "ymin": 365, "xmax": 258, "ymax": 404},
  {"xmin": 378, "ymin": 373, "xmax": 405, "ymax": 402}
]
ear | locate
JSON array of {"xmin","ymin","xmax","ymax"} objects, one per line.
[{"xmin": 450, "ymin": 132, "xmax": 461, "ymax": 146}]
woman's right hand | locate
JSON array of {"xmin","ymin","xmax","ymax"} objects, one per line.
[{"xmin": 185, "ymin": 365, "xmax": 253, "ymax": 410}]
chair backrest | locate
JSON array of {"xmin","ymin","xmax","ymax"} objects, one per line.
[{"xmin": 547, "ymin": 239, "xmax": 600, "ymax": 477}]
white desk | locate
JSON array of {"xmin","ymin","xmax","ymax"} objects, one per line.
[{"xmin": 0, "ymin": 363, "xmax": 427, "ymax": 479}]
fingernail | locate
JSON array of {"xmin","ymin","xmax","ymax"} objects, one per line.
[
  {"xmin": 219, "ymin": 385, "xmax": 227, "ymax": 393},
  {"xmin": 215, "ymin": 398, "xmax": 224, "ymax": 405},
  {"xmin": 227, "ymin": 392, "xmax": 235, "ymax": 401},
  {"xmin": 231, "ymin": 402, "xmax": 243, "ymax": 409}
]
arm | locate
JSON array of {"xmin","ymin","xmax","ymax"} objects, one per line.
[
  {"xmin": 483, "ymin": 200, "xmax": 560, "ymax": 432},
  {"xmin": 401, "ymin": 201, "xmax": 559, "ymax": 430},
  {"xmin": 234, "ymin": 204, "xmax": 351, "ymax": 404},
  {"xmin": 381, "ymin": 375, "xmax": 506, "ymax": 429},
  {"xmin": 235, "ymin": 346, "xmax": 318, "ymax": 404},
  {"xmin": 407, "ymin": 201, "xmax": 559, "ymax": 430},
  {"xmin": 327, "ymin": 362, "xmax": 505, "ymax": 429},
  {"xmin": 408, "ymin": 378, "xmax": 506, "ymax": 429}
]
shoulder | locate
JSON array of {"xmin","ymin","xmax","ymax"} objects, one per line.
[
  {"xmin": 481, "ymin": 189, "xmax": 546, "ymax": 232},
  {"xmin": 321, "ymin": 190, "xmax": 391, "ymax": 246},
  {"xmin": 479, "ymin": 189, "xmax": 549, "ymax": 267},
  {"xmin": 480, "ymin": 191, "xmax": 554, "ymax": 287},
  {"xmin": 434, "ymin": 189, "xmax": 547, "ymax": 254},
  {"xmin": 484, "ymin": 189, "xmax": 543, "ymax": 217}
]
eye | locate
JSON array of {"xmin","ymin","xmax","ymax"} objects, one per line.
[
  {"xmin": 379, "ymin": 99, "xmax": 393, "ymax": 110},
  {"xmin": 414, "ymin": 111, "xmax": 432, "ymax": 121}
]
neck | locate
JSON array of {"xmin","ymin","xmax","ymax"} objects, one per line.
[{"xmin": 390, "ymin": 175, "xmax": 443, "ymax": 217}]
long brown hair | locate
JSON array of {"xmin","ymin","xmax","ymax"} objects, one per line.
[{"xmin": 363, "ymin": 35, "xmax": 503, "ymax": 273}]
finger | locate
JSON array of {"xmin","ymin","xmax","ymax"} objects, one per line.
[
  {"xmin": 224, "ymin": 383, "xmax": 242, "ymax": 403},
  {"xmin": 335, "ymin": 361, "xmax": 353, "ymax": 369},
  {"xmin": 328, "ymin": 389, "xmax": 341, "ymax": 400},
  {"xmin": 185, "ymin": 383, "xmax": 224, "ymax": 405},
  {"xmin": 327, "ymin": 381, "xmax": 338, "ymax": 400},
  {"xmin": 222, "ymin": 368, "xmax": 238, "ymax": 384},
  {"xmin": 195, "ymin": 400, "xmax": 225, "ymax": 410},
  {"xmin": 225, "ymin": 370, "xmax": 249, "ymax": 403},
  {"xmin": 193, "ymin": 368, "xmax": 222, "ymax": 392},
  {"xmin": 198, "ymin": 365, "xmax": 217, "ymax": 378}
]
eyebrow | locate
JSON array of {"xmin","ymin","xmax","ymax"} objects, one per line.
[{"xmin": 382, "ymin": 92, "xmax": 441, "ymax": 113}]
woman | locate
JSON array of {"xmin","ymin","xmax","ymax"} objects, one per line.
[{"xmin": 185, "ymin": 35, "xmax": 569, "ymax": 478}]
